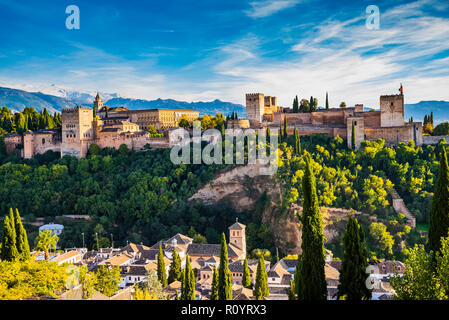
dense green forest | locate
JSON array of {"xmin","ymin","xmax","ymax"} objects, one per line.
[
  {"xmin": 0, "ymin": 106, "xmax": 448, "ymax": 262},
  {"xmin": 0, "ymin": 106, "xmax": 61, "ymax": 135},
  {"xmin": 277, "ymin": 132, "xmax": 448, "ymax": 260}
]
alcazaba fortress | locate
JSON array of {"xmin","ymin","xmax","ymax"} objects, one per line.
[{"xmin": 4, "ymin": 89, "xmax": 426, "ymax": 158}]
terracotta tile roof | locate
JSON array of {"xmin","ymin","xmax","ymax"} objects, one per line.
[
  {"xmin": 99, "ymin": 252, "xmax": 133, "ymax": 266},
  {"xmin": 187, "ymin": 243, "xmax": 239, "ymax": 258},
  {"xmin": 52, "ymin": 251, "xmax": 82, "ymax": 263}
]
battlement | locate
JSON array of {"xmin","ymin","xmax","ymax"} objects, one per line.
[
  {"xmin": 62, "ymin": 107, "xmax": 92, "ymax": 113},
  {"xmin": 380, "ymin": 94, "xmax": 403, "ymax": 98},
  {"xmin": 246, "ymin": 93, "xmax": 263, "ymax": 97}
]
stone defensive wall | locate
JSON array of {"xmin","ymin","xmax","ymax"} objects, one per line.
[
  {"xmin": 364, "ymin": 123, "xmax": 423, "ymax": 146},
  {"xmin": 422, "ymin": 135, "xmax": 449, "ymax": 145}
]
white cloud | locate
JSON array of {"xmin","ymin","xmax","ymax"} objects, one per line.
[{"xmin": 245, "ymin": 0, "xmax": 301, "ymax": 18}]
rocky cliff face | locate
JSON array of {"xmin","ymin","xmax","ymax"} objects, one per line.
[{"xmin": 189, "ymin": 163, "xmax": 358, "ymax": 255}]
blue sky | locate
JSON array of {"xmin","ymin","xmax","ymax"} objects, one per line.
[{"xmin": 0, "ymin": 0, "xmax": 448, "ymax": 108}]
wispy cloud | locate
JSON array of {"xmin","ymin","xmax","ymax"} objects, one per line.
[{"xmin": 245, "ymin": 0, "xmax": 301, "ymax": 18}]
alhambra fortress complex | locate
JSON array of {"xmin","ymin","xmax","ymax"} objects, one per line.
[{"xmin": 4, "ymin": 89, "xmax": 426, "ymax": 158}]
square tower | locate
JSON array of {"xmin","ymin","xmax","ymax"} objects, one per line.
[
  {"xmin": 380, "ymin": 94, "xmax": 404, "ymax": 127},
  {"xmin": 229, "ymin": 219, "xmax": 246, "ymax": 258},
  {"xmin": 246, "ymin": 93, "xmax": 264, "ymax": 125},
  {"xmin": 61, "ymin": 107, "xmax": 94, "ymax": 158}
]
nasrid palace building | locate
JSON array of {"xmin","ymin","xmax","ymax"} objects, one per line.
[
  {"xmin": 4, "ymin": 88, "xmax": 425, "ymax": 158},
  {"xmin": 4, "ymin": 94, "xmax": 199, "ymax": 158},
  {"xmin": 245, "ymin": 90, "xmax": 423, "ymax": 149}
]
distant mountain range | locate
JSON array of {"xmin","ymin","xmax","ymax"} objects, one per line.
[
  {"xmin": 0, "ymin": 86, "xmax": 447, "ymax": 123},
  {"xmin": 404, "ymin": 101, "xmax": 449, "ymax": 124},
  {"xmin": 0, "ymin": 86, "xmax": 245, "ymax": 116}
]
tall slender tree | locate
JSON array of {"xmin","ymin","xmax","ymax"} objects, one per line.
[
  {"xmin": 297, "ymin": 154, "xmax": 327, "ymax": 300},
  {"xmin": 337, "ymin": 216, "xmax": 371, "ymax": 300},
  {"xmin": 182, "ymin": 254, "xmax": 196, "ymax": 300},
  {"xmin": 157, "ymin": 245, "xmax": 167, "ymax": 287},
  {"xmin": 210, "ymin": 265, "xmax": 219, "ymax": 300},
  {"xmin": 428, "ymin": 148, "xmax": 449, "ymax": 253},
  {"xmin": 351, "ymin": 121, "xmax": 356, "ymax": 150},
  {"xmin": 294, "ymin": 126, "xmax": 301, "ymax": 154},
  {"xmin": 168, "ymin": 248, "xmax": 182, "ymax": 283},
  {"xmin": 218, "ymin": 233, "xmax": 233, "ymax": 300},
  {"xmin": 254, "ymin": 256, "xmax": 269, "ymax": 300},
  {"xmin": 293, "ymin": 96, "xmax": 299, "ymax": 113},
  {"xmin": 1, "ymin": 213, "xmax": 19, "ymax": 261},
  {"xmin": 279, "ymin": 120, "xmax": 284, "ymax": 143},
  {"xmin": 325, "ymin": 92, "xmax": 329, "ymax": 110},
  {"xmin": 14, "ymin": 208, "xmax": 30, "ymax": 261},
  {"xmin": 242, "ymin": 256, "xmax": 252, "ymax": 289},
  {"xmin": 283, "ymin": 117, "xmax": 288, "ymax": 141}
]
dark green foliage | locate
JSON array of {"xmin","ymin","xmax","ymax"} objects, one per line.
[
  {"xmin": 182, "ymin": 254, "xmax": 195, "ymax": 300},
  {"xmin": 297, "ymin": 154, "xmax": 327, "ymax": 300},
  {"xmin": 242, "ymin": 256, "xmax": 252, "ymax": 289},
  {"xmin": 283, "ymin": 117, "xmax": 288, "ymax": 141},
  {"xmin": 14, "ymin": 208, "xmax": 30, "ymax": 261},
  {"xmin": 351, "ymin": 121, "xmax": 356, "ymax": 150},
  {"xmin": 210, "ymin": 265, "xmax": 219, "ymax": 300},
  {"xmin": 293, "ymin": 96, "xmax": 299, "ymax": 113},
  {"xmin": 218, "ymin": 233, "xmax": 232, "ymax": 300},
  {"xmin": 294, "ymin": 126, "xmax": 301, "ymax": 154},
  {"xmin": 434, "ymin": 122, "xmax": 449, "ymax": 136},
  {"xmin": 254, "ymin": 256, "xmax": 269, "ymax": 300},
  {"xmin": 1, "ymin": 210, "xmax": 19, "ymax": 261},
  {"xmin": 325, "ymin": 92, "xmax": 329, "ymax": 110},
  {"xmin": 428, "ymin": 148, "xmax": 449, "ymax": 253},
  {"xmin": 337, "ymin": 216, "xmax": 371, "ymax": 300},
  {"xmin": 157, "ymin": 245, "xmax": 167, "ymax": 287},
  {"xmin": 168, "ymin": 248, "xmax": 182, "ymax": 283}
]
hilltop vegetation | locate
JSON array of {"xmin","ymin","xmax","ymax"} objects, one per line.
[{"xmin": 277, "ymin": 132, "xmax": 449, "ymax": 260}]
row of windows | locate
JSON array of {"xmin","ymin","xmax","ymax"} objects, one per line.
[{"xmin": 66, "ymin": 134, "xmax": 76, "ymax": 138}]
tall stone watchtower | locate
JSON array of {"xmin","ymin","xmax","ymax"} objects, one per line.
[
  {"xmin": 94, "ymin": 93, "xmax": 103, "ymax": 113},
  {"xmin": 61, "ymin": 107, "xmax": 94, "ymax": 158},
  {"xmin": 246, "ymin": 93, "xmax": 265, "ymax": 126},
  {"xmin": 229, "ymin": 218, "xmax": 246, "ymax": 257},
  {"xmin": 380, "ymin": 94, "xmax": 404, "ymax": 127}
]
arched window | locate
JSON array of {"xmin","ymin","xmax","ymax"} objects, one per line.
[{"xmin": 42, "ymin": 138, "xmax": 45, "ymax": 145}]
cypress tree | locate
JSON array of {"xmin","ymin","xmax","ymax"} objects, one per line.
[
  {"xmin": 168, "ymin": 248, "xmax": 182, "ymax": 283},
  {"xmin": 254, "ymin": 256, "xmax": 269, "ymax": 300},
  {"xmin": 1, "ymin": 212, "xmax": 19, "ymax": 261},
  {"xmin": 218, "ymin": 233, "xmax": 233, "ymax": 300},
  {"xmin": 279, "ymin": 120, "xmax": 283, "ymax": 143},
  {"xmin": 276, "ymin": 248, "xmax": 280, "ymax": 263},
  {"xmin": 242, "ymin": 256, "xmax": 252, "ymax": 289},
  {"xmin": 210, "ymin": 265, "xmax": 219, "ymax": 300},
  {"xmin": 157, "ymin": 245, "xmax": 167, "ymax": 287},
  {"xmin": 293, "ymin": 255, "xmax": 301, "ymax": 299},
  {"xmin": 175, "ymin": 289, "xmax": 180, "ymax": 300},
  {"xmin": 351, "ymin": 121, "xmax": 356, "ymax": 150},
  {"xmin": 325, "ymin": 92, "xmax": 329, "ymax": 110},
  {"xmin": 309, "ymin": 96, "xmax": 314, "ymax": 112},
  {"xmin": 180, "ymin": 269, "xmax": 186, "ymax": 299},
  {"xmin": 14, "ymin": 208, "xmax": 30, "ymax": 261},
  {"xmin": 337, "ymin": 216, "xmax": 371, "ymax": 300},
  {"xmin": 431, "ymin": 112, "xmax": 434, "ymax": 126},
  {"xmin": 293, "ymin": 96, "xmax": 299, "ymax": 113},
  {"xmin": 428, "ymin": 148, "xmax": 449, "ymax": 253},
  {"xmin": 182, "ymin": 254, "xmax": 196, "ymax": 300},
  {"xmin": 424, "ymin": 115, "xmax": 428, "ymax": 125},
  {"xmin": 283, "ymin": 116, "xmax": 288, "ymax": 140},
  {"xmin": 294, "ymin": 126, "xmax": 301, "ymax": 154},
  {"xmin": 288, "ymin": 279, "xmax": 296, "ymax": 300},
  {"xmin": 297, "ymin": 154, "xmax": 327, "ymax": 300}
]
